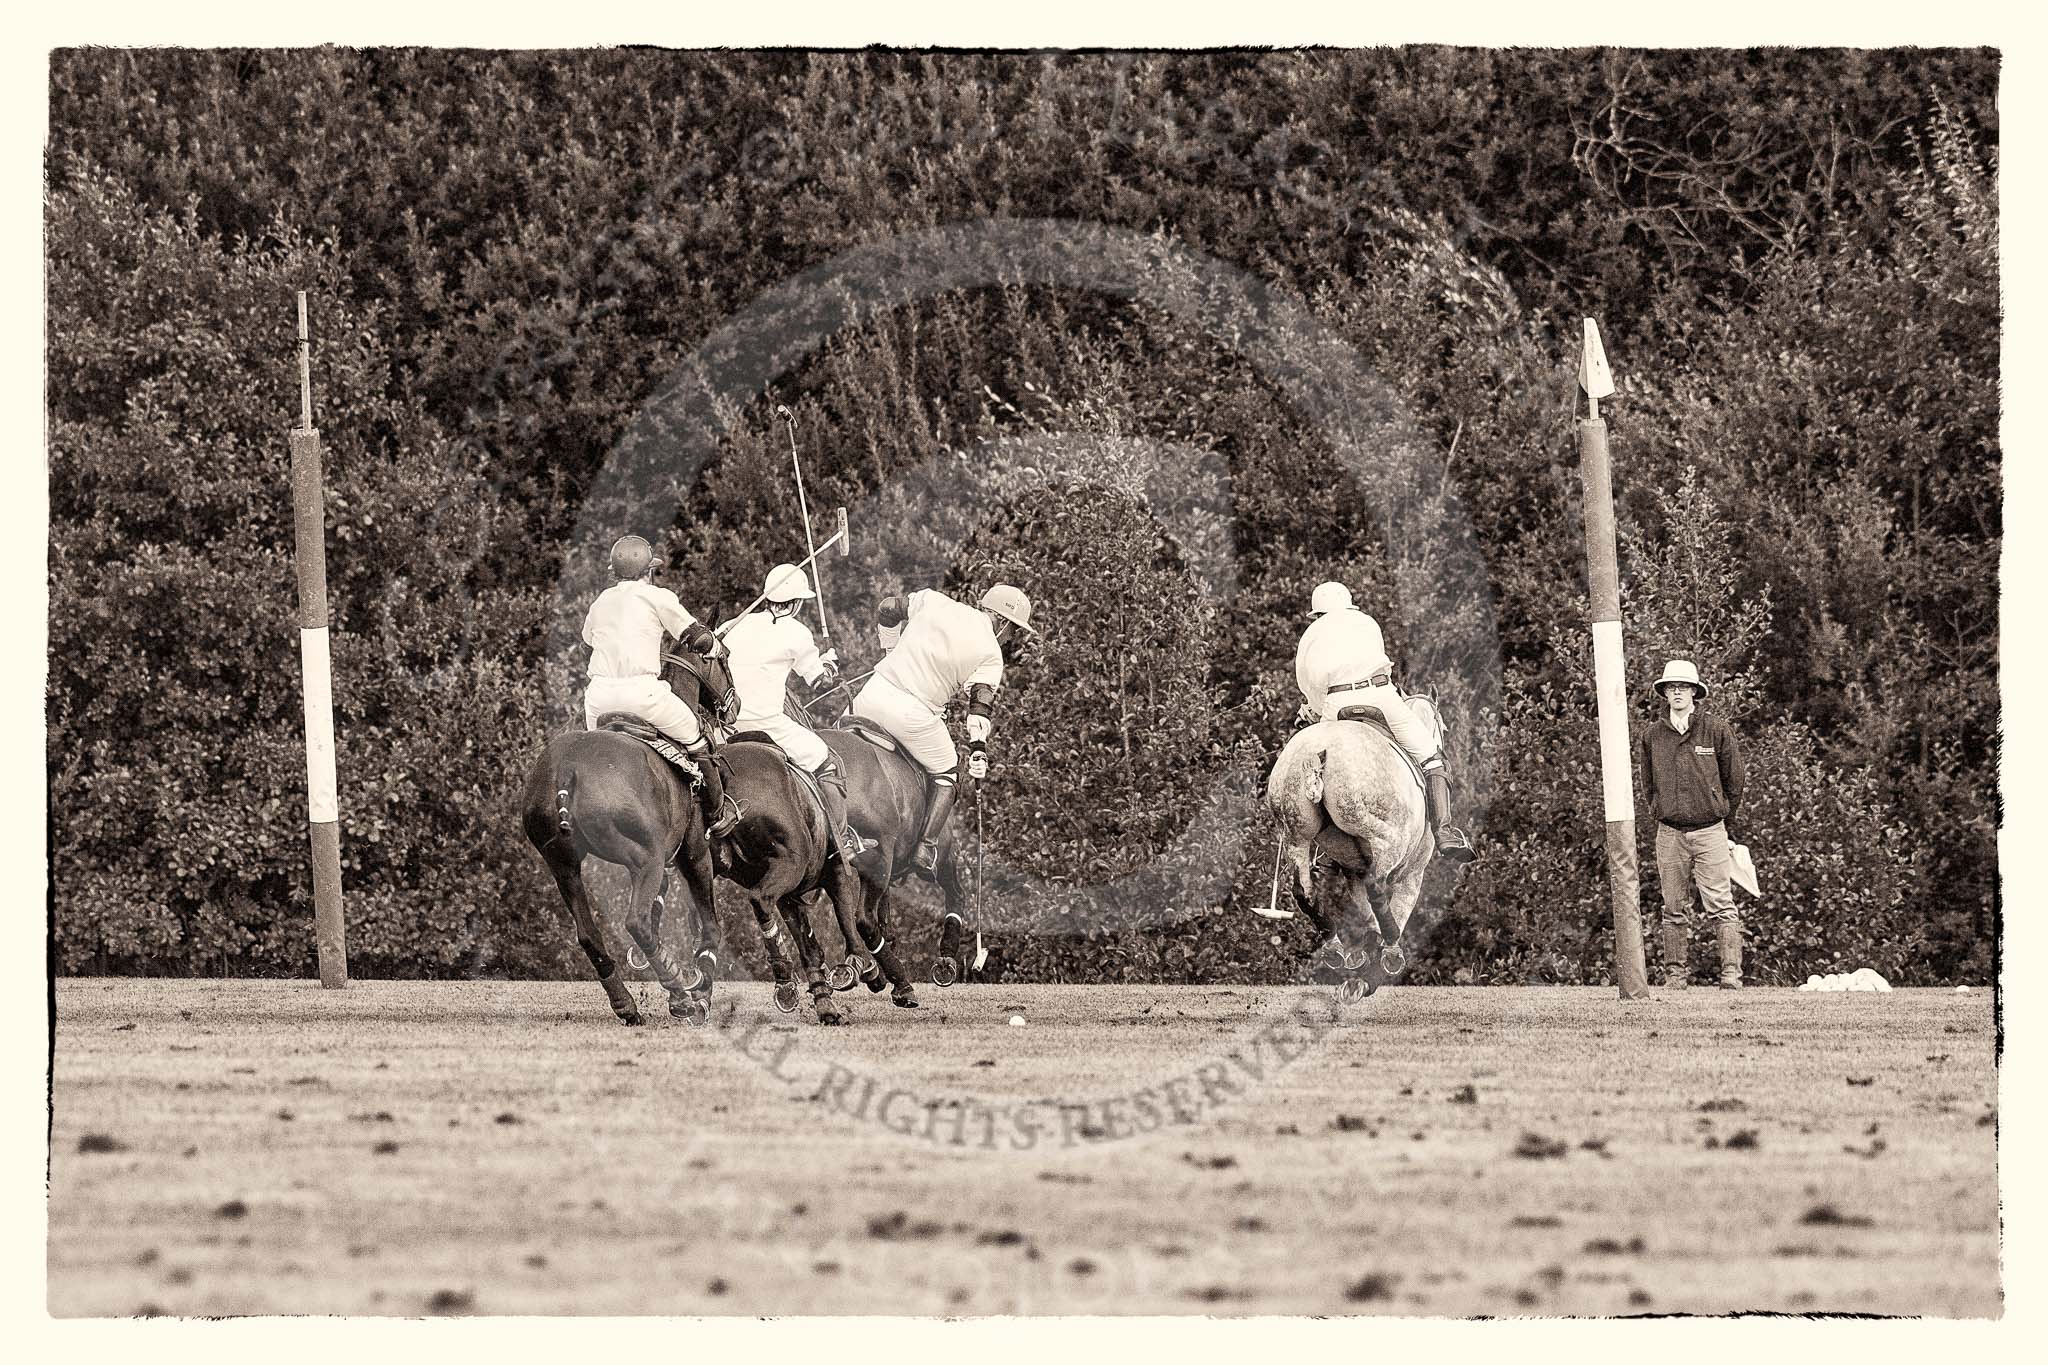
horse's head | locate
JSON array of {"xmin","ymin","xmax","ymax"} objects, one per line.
[{"xmin": 662, "ymin": 646, "xmax": 740, "ymax": 740}]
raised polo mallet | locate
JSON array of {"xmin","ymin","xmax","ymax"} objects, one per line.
[
  {"xmin": 776, "ymin": 404, "xmax": 833, "ymax": 643},
  {"xmin": 716, "ymin": 508, "xmax": 850, "ymax": 638}
]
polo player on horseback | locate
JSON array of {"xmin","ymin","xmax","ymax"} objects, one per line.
[
  {"xmin": 721, "ymin": 562, "xmax": 871, "ymax": 863},
  {"xmin": 581, "ymin": 534, "xmax": 738, "ymax": 838},
  {"xmin": 851, "ymin": 583, "xmax": 1034, "ymax": 874},
  {"xmin": 1295, "ymin": 581, "xmax": 1476, "ymax": 864}
]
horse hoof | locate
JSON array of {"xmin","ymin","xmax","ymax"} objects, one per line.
[
  {"xmin": 614, "ymin": 1008, "xmax": 644, "ymax": 1026},
  {"xmin": 815, "ymin": 1004, "xmax": 848, "ymax": 1026},
  {"xmin": 681, "ymin": 967, "xmax": 707, "ymax": 993},
  {"xmin": 682, "ymin": 998, "xmax": 710, "ymax": 1027},
  {"xmin": 827, "ymin": 964, "xmax": 857, "ymax": 993},
  {"xmin": 1379, "ymin": 945, "xmax": 1407, "ymax": 977},
  {"xmin": 931, "ymin": 957, "xmax": 959, "ymax": 988},
  {"xmin": 1341, "ymin": 946, "xmax": 1371, "ymax": 971},
  {"xmin": 892, "ymin": 987, "xmax": 919, "ymax": 1009},
  {"xmin": 773, "ymin": 982, "xmax": 800, "ymax": 1014},
  {"xmin": 1338, "ymin": 976, "xmax": 1373, "ymax": 1005}
]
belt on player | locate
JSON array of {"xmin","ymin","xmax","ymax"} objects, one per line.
[{"xmin": 1327, "ymin": 672, "xmax": 1391, "ymax": 692}]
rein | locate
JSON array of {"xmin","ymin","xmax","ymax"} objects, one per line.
[{"xmin": 662, "ymin": 650, "xmax": 740, "ymax": 734}]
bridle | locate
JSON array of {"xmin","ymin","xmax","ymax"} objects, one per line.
[{"xmin": 662, "ymin": 650, "xmax": 740, "ymax": 735}]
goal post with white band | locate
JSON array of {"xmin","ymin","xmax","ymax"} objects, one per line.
[
  {"xmin": 290, "ymin": 292, "xmax": 348, "ymax": 988},
  {"xmin": 1577, "ymin": 319, "xmax": 1649, "ymax": 1001}
]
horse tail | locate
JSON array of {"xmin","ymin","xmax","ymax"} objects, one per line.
[
  {"xmin": 1304, "ymin": 746, "xmax": 1327, "ymax": 808},
  {"xmin": 554, "ymin": 764, "xmax": 578, "ymax": 848}
]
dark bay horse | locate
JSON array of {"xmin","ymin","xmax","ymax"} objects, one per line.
[
  {"xmin": 518, "ymin": 650, "xmax": 738, "ymax": 1025},
  {"xmin": 819, "ymin": 722, "xmax": 974, "ymax": 989},
  {"xmin": 709, "ymin": 737, "xmax": 897, "ymax": 1022},
  {"xmin": 1266, "ymin": 714, "xmax": 1434, "ymax": 1004}
]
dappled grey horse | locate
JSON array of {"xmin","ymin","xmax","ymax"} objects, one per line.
[{"xmin": 1267, "ymin": 713, "xmax": 1434, "ymax": 1002}]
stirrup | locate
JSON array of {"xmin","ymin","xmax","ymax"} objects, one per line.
[
  {"xmin": 1435, "ymin": 827, "xmax": 1477, "ymax": 864},
  {"xmin": 914, "ymin": 839, "xmax": 940, "ymax": 873},
  {"xmin": 836, "ymin": 826, "xmax": 872, "ymax": 860},
  {"xmin": 706, "ymin": 796, "xmax": 741, "ymax": 838}
]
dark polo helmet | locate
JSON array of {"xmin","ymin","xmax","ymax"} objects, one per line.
[{"xmin": 608, "ymin": 535, "xmax": 661, "ymax": 580}]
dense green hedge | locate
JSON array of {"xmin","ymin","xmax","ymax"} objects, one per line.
[{"xmin": 46, "ymin": 50, "xmax": 1997, "ymax": 984}]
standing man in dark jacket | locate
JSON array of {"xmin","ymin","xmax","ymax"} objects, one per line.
[{"xmin": 1638, "ymin": 659, "xmax": 1748, "ymax": 989}]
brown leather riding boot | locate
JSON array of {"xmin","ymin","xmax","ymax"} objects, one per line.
[
  {"xmin": 913, "ymin": 775, "xmax": 960, "ymax": 874},
  {"xmin": 1716, "ymin": 920, "xmax": 1744, "ymax": 989},
  {"xmin": 687, "ymin": 739, "xmax": 739, "ymax": 838},
  {"xmin": 1661, "ymin": 923, "xmax": 1691, "ymax": 989},
  {"xmin": 1424, "ymin": 769, "xmax": 1477, "ymax": 864},
  {"xmin": 816, "ymin": 758, "xmax": 870, "ymax": 861}
]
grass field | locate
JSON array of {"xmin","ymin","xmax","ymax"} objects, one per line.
[{"xmin": 48, "ymin": 978, "xmax": 1999, "ymax": 1318}]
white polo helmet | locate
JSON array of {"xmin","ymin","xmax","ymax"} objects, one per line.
[
  {"xmin": 981, "ymin": 583, "xmax": 1036, "ymax": 635},
  {"xmin": 763, "ymin": 563, "xmax": 816, "ymax": 603},
  {"xmin": 1309, "ymin": 581, "xmax": 1353, "ymax": 617}
]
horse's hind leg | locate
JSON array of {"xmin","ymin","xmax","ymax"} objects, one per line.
[
  {"xmin": 547, "ymin": 858, "xmax": 642, "ymax": 1026},
  {"xmin": 1282, "ymin": 840, "xmax": 1351, "ymax": 974},
  {"xmin": 777, "ymin": 893, "xmax": 845, "ymax": 1025},
  {"xmin": 623, "ymin": 858, "xmax": 704, "ymax": 1022},
  {"xmin": 1371, "ymin": 861, "xmax": 1428, "ymax": 977},
  {"xmin": 675, "ymin": 839, "xmax": 723, "ymax": 1006},
  {"xmin": 818, "ymin": 867, "xmax": 873, "ymax": 993},
  {"xmin": 851, "ymin": 881, "xmax": 917, "ymax": 1009},
  {"xmin": 751, "ymin": 893, "xmax": 804, "ymax": 1016}
]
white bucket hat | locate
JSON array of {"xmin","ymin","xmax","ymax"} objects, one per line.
[
  {"xmin": 1309, "ymin": 581, "xmax": 1353, "ymax": 617},
  {"xmin": 762, "ymin": 563, "xmax": 816, "ymax": 603},
  {"xmin": 1651, "ymin": 659, "xmax": 1710, "ymax": 699}
]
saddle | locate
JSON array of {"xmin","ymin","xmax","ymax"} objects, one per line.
[
  {"xmin": 596, "ymin": 714, "xmax": 703, "ymax": 784},
  {"xmin": 730, "ymin": 732, "xmax": 833, "ymax": 831},
  {"xmin": 1330, "ymin": 704, "xmax": 1425, "ymax": 790},
  {"xmin": 835, "ymin": 715, "xmax": 905, "ymax": 757}
]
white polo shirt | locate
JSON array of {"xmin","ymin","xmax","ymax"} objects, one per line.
[
  {"xmin": 875, "ymin": 590, "xmax": 1004, "ymax": 712},
  {"xmin": 1295, "ymin": 608, "xmax": 1393, "ymax": 706},
  {"xmin": 583, "ymin": 580, "xmax": 697, "ymax": 679},
  {"xmin": 721, "ymin": 611, "xmax": 828, "ymax": 723}
]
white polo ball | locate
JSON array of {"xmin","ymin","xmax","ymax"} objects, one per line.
[{"xmin": 1008, "ymin": 1015, "xmax": 1026, "ymax": 1027}]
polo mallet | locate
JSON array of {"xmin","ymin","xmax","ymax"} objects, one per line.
[
  {"xmin": 716, "ymin": 508, "xmax": 850, "ymax": 638},
  {"xmin": 1250, "ymin": 835, "xmax": 1294, "ymax": 920},
  {"xmin": 973, "ymin": 787, "xmax": 988, "ymax": 971},
  {"xmin": 777, "ymin": 404, "xmax": 832, "ymax": 643}
]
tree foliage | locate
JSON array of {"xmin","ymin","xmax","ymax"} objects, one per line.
[{"xmin": 45, "ymin": 49, "xmax": 1998, "ymax": 984}]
